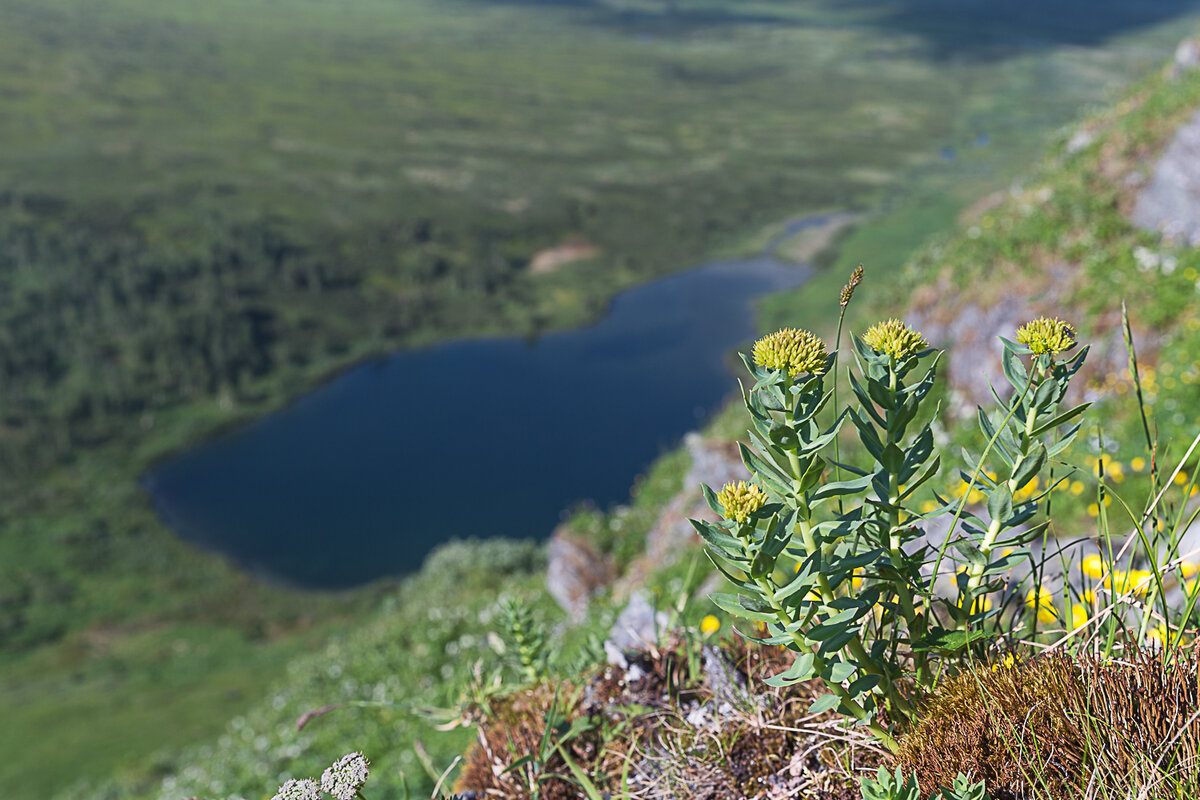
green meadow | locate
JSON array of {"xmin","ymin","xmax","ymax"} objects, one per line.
[{"xmin": 3, "ymin": 0, "xmax": 1200, "ymax": 795}]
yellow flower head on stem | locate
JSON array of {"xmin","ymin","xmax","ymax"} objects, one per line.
[
  {"xmin": 861, "ymin": 318, "xmax": 928, "ymax": 361},
  {"xmin": 700, "ymin": 614, "xmax": 720, "ymax": 637},
  {"xmin": 752, "ymin": 328, "xmax": 828, "ymax": 378},
  {"xmin": 1015, "ymin": 317, "xmax": 1077, "ymax": 355},
  {"xmin": 717, "ymin": 481, "xmax": 768, "ymax": 525}
]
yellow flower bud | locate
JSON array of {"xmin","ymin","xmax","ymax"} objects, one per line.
[
  {"xmin": 752, "ymin": 328, "xmax": 828, "ymax": 378},
  {"xmin": 861, "ymin": 318, "xmax": 928, "ymax": 361},
  {"xmin": 700, "ymin": 615, "xmax": 720, "ymax": 637},
  {"xmin": 717, "ymin": 481, "xmax": 768, "ymax": 524}
]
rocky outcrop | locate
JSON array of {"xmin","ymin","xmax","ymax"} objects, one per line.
[
  {"xmin": 545, "ymin": 530, "xmax": 615, "ymax": 621},
  {"xmin": 1169, "ymin": 38, "xmax": 1200, "ymax": 80},
  {"xmin": 1131, "ymin": 108, "xmax": 1200, "ymax": 247},
  {"xmin": 618, "ymin": 433, "xmax": 748, "ymax": 593},
  {"xmin": 603, "ymin": 590, "xmax": 669, "ymax": 667}
]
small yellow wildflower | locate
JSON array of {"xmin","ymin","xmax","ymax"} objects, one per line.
[
  {"xmin": 1105, "ymin": 569, "xmax": 1153, "ymax": 596},
  {"xmin": 861, "ymin": 318, "xmax": 928, "ymax": 361},
  {"xmin": 717, "ymin": 481, "xmax": 768, "ymax": 524},
  {"xmin": 1083, "ymin": 588, "xmax": 1097, "ymax": 605},
  {"xmin": 1087, "ymin": 503, "xmax": 1099, "ymax": 517},
  {"xmin": 1015, "ymin": 317, "xmax": 1077, "ymax": 355},
  {"xmin": 1070, "ymin": 480, "xmax": 1085, "ymax": 496},
  {"xmin": 1025, "ymin": 588, "xmax": 1059, "ymax": 624},
  {"xmin": 1182, "ymin": 561, "xmax": 1200, "ymax": 579},
  {"xmin": 919, "ymin": 499, "xmax": 939, "ymax": 514},
  {"xmin": 700, "ymin": 615, "xmax": 721, "ymax": 637},
  {"xmin": 1081, "ymin": 554, "xmax": 1104, "ymax": 579},
  {"xmin": 1147, "ymin": 625, "xmax": 1187, "ymax": 648},
  {"xmin": 991, "ymin": 652, "xmax": 1019, "ymax": 672},
  {"xmin": 1070, "ymin": 604, "xmax": 1089, "ymax": 630},
  {"xmin": 1131, "ymin": 456, "xmax": 1147, "ymax": 472},
  {"xmin": 1174, "ymin": 470, "xmax": 1190, "ymax": 486},
  {"xmin": 752, "ymin": 328, "xmax": 828, "ymax": 377}
]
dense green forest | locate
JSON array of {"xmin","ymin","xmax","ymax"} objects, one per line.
[{"xmin": 4, "ymin": 0, "xmax": 1200, "ymax": 795}]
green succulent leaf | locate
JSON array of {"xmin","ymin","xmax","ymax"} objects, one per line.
[
  {"xmin": 763, "ymin": 652, "xmax": 816, "ymax": 687},
  {"xmin": 738, "ymin": 442, "xmax": 794, "ymax": 498},
  {"xmin": 808, "ymin": 693, "xmax": 841, "ymax": 715},
  {"xmin": 1010, "ymin": 444, "xmax": 1047, "ymax": 490},
  {"xmin": 1030, "ymin": 402, "xmax": 1091, "ymax": 437},
  {"xmin": 825, "ymin": 660, "xmax": 857, "ymax": 683},
  {"xmin": 987, "ymin": 485, "xmax": 1013, "ymax": 527},
  {"xmin": 710, "ymin": 592, "xmax": 776, "ymax": 623},
  {"xmin": 911, "ymin": 627, "xmax": 997, "ymax": 654}
]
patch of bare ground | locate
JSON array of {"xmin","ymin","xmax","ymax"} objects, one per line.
[
  {"xmin": 455, "ymin": 638, "xmax": 885, "ymax": 800},
  {"xmin": 529, "ymin": 241, "xmax": 601, "ymax": 275}
]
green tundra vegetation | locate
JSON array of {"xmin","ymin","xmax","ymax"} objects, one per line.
[
  {"xmin": 40, "ymin": 29, "xmax": 1200, "ymax": 800},
  {"xmin": 4, "ymin": 0, "xmax": 1200, "ymax": 796}
]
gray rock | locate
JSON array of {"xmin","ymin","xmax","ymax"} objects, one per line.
[
  {"xmin": 545, "ymin": 529, "xmax": 615, "ymax": 622},
  {"xmin": 1131, "ymin": 108, "xmax": 1200, "ymax": 247},
  {"xmin": 1066, "ymin": 128, "xmax": 1096, "ymax": 155},
  {"xmin": 910, "ymin": 295, "xmax": 1025, "ymax": 417},
  {"xmin": 1170, "ymin": 38, "xmax": 1200, "ymax": 80},
  {"xmin": 604, "ymin": 590, "xmax": 669, "ymax": 666},
  {"xmin": 701, "ymin": 643, "xmax": 754, "ymax": 714}
]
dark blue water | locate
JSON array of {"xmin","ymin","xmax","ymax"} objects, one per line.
[{"xmin": 144, "ymin": 255, "xmax": 808, "ymax": 588}]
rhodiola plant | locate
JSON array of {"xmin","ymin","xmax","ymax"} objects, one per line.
[{"xmin": 691, "ymin": 271, "xmax": 1091, "ymax": 752}]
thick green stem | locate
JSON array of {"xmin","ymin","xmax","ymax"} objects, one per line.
[
  {"xmin": 755, "ymin": 576, "xmax": 899, "ymax": 752},
  {"xmin": 880, "ymin": 369, "xmax": 926, "ymax": 680}
]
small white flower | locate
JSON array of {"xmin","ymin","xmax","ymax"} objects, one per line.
[
  {"xmin": 273, "ymin": 778, "xmax": 322, "ymax": 800},
  {"xmin": 322, "ymin": 752, "xmax": 371, "ymax": 800}
]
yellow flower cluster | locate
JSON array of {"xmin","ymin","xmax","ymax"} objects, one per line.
[
  {"xmin": 1021, "ymin": 585, "xmax": 1095, "ymax": 631},
  {"xmin": 1080, "ymin": 554, "xmax": 1155, "ymax": 596},
  {"xmin": 861, "ymin": 318, "xmax": 928, "ymax": 361},
  {"xmin": 752, "ymin": 328, "xmax": 828, "ymax": 378},
  {"xmin": 1015, "ymin": 317, "xmax": 1076, "ymax": 355},
  {"xmin": 717, "ymin": 481, "xmax": 767, "ymax": 524}
]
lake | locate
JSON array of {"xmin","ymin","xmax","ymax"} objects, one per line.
[{"xmin": 144, "ymin": 249, "xmax": 811, "ymax": 588}]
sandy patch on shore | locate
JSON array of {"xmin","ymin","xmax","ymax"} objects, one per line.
[{"xmin": 528, "ymin": 240, "xmax": 600, "ymax": 274}]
